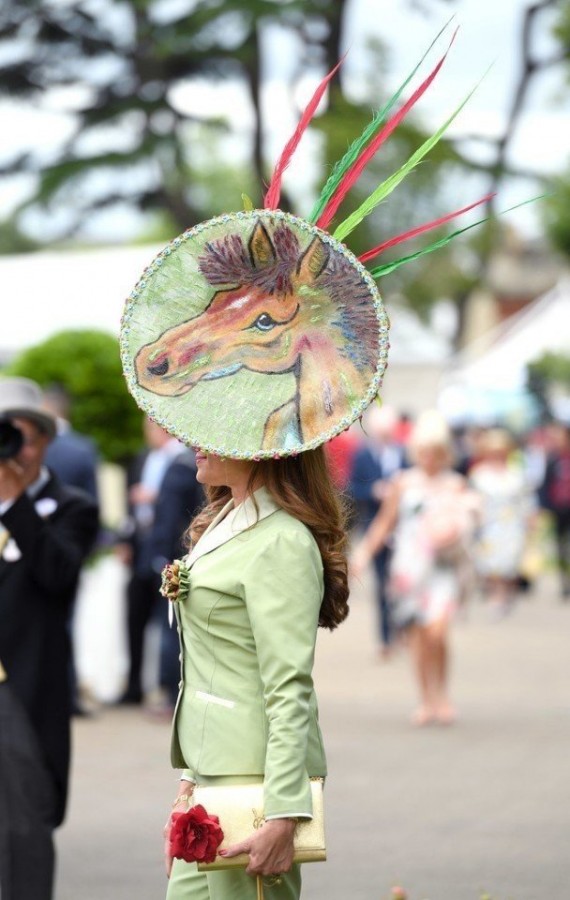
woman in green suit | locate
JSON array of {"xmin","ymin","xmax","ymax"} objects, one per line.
[
  {"xmin": 163, "ymin": 447, "xmax": 349, "ymax": 900},
  {"xmin": 119, "ymin": 64, "xmax": 410, "ymax": 898}
]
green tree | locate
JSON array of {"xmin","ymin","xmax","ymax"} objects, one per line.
[
  {"xmin": 0, "ymin": 0, "xmax": 468, "ymax": 248},
  {"xmin": 543, "ymin": 172, "xmax": 570, "ymax": 257},
  {"xmin": 527, "ymin": 351, "xmax": 570, "ymax": 421},
  {"xmin": 1, "ymin": 0, "xmax": 567, "ymax": 341},
  {"xmin": 6, "ymin": 330, "xmax": 143, "ymax": 462},
  {"xmin": 0, "ymin": 0, "xmax": 330, "ymax": 241}
]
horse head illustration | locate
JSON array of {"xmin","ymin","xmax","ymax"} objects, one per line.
[{"xmin": 135, "ymin": 219, "xmax": 379, "ymax": 449}]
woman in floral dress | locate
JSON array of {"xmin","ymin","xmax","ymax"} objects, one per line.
[
  {"xmin": 469, "ymin": 429, "xmax": 535, "ymax": 616},
  {"xmin": 352, "ymin": 412, "xmax": 477, "ymax": 725}
]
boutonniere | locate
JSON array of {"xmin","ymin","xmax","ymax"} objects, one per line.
[
  {"xmin": 34, "ymin": 497, "xmax": 58, "ymax": 518},
  {"xmin": 160, "ymin": 559, "xmax": 190, "ymax": 604}
]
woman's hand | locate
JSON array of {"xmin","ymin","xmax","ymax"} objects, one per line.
[
  {"xmin": 220, "ymin": 818, "xmax": 297, "ymax": 877},
  {"xmin": 163, "ymin": 787, "xmax": 195, "ymax": 878}
]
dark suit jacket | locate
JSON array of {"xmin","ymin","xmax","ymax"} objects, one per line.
[
  {"xmin": 44, "ymin": 429, "xmax": 99, "ymax": 501},
  {"xmin": 349, "ymin": 443, "xmax": 407, "ymax": 527},
  {"xmin": 0, "ymin": 473, "xmax": 99, "ymax": 827},
  {"xmin": 118, "ymin": 449, "xmax": 154, "ymax": 576},
  {"xmin": 149, "ymin": 450, "xmax": 204, "ymax": 572}
]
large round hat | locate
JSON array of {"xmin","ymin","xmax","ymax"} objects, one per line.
[
  {"xmin": 121, "ymin": 31, "xmax": 491, "ymax": 459},
  {"xmin": 121, "ymin": 210, "xmax": 388, "ymax": 459}
]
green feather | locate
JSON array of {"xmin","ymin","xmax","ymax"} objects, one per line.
[
  {"xmin": 368, "ymin": 196, "xmax": 546, "ymax": 280},
  {"xmin": 308, "ymin": 18, "xmax": 455, "ymax": 225},
  {"xmin": 333, "ymin": 71, "xmax": 490, "ymax": 243}
]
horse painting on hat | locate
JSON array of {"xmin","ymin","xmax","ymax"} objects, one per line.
[
  {"xmin": 122, "ymin": 25, "xmax": 524, "ymax": 460},
  {"xmin": 126, "ymin": 212, "xmax": 388, "ymax": 458}
]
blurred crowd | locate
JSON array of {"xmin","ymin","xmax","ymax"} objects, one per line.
[
  {"xmin": 1, "ymin": 375, "xmax": 570, "ymax": 899},
  {"xmin": 327, "ymin": 406, "xmax": 570, "ymax": 726},
  {"xmin": 39, "ymin": 389, "xmax": 570, "ymax": 720}
]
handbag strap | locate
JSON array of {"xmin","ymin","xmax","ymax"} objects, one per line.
[{"xmin": 257, "ymin": 876, "xmax": 264, "ymax": 900}]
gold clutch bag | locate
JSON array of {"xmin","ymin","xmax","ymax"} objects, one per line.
[{"xmin": 194, "ymin": 778, "xmax": 326, "ymax": 872}]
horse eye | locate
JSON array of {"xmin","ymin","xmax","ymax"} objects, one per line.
[{"xmin": 253, "ymin": 313, "xmax": 277, "ymax": 331}]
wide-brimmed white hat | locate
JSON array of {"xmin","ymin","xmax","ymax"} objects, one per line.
[{"xmin": 0, "ymin": 378, "xmax": 57, "ymax": 439}]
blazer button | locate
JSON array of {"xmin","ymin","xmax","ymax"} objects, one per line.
[
  {"xmin": 178, "ymin": 653, "xmax": 183, "ymax": 662},
  {"xmin": 178, "ymin": 681, "xmax": 183, "ymax": 689}
]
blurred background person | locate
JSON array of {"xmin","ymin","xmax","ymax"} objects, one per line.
[
  {"xmin": 393, "ymin": 411, "xmax": 413, "ymax": 447},
  {"xmin": 348, "ymin": 405, "xmax": 407, "ymax": 656},
  {"xmin": 538, "ymin": 421, "xmax": 570, "ymax": 599},
  {"xmin": 469, "ymin": 428, "xmax": 536, "ymax": 617},
  {"xmin": 323, "ymin": 424, "xmax": 361, "ymax": 494},
  {"xmin": 147, "ymin": 447, "xmax": 204, "ymax": 716},
  {"xmin": 115, "ymin": 417, "xmax": 182, "ymax": 705},
  {"xmin": 43, "ymin": 383, "xmax": 99, "ymax": 501},
  {"xmin": 352, "ymin": 411, "xmax": 476, "ymax": 726},
  {"xmin": 0, "ymin": 378, "xmax": 99, "ymax": 900}
]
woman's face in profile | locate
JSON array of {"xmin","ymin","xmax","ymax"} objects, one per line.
[{"xmin": 193, "ymin": 449, "xmax": 253, "ymax": 489}]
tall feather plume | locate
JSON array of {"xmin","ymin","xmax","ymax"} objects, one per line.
[
  {"xmin": 316, "ymin": 30, "xmax": 458, "ymax": 232},
  {"xmin": 333, "ymin": 70, "xmax": 488, "ymax": 242},
  {"xmin": 308, "ymin": 17, "xmax": 454, "ymax": 225},
  {"xmin": 358, "ymin": 193, "xmax": 496, "ymax": 264},
  {"xmin": 367, "ymin": 196, "xmax": 545, "ymax": 280},
  {"xmin": 264, "ymin": 60, "xmax": 343, "ymax": 211}
]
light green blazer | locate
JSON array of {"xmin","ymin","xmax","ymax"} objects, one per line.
[{"xmin": 171, "ymin": 487, "xmax": 327, "ymax": 820}]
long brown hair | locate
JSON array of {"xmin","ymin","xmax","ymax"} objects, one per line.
[{"xmin": 186, "ymin": 447, "xmax": 349, "ymax": 630}]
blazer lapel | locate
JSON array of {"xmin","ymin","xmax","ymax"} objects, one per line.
[
  {"xmin": 0, "ymin": 474, "xmax": 63, "ymax": 573},
  {"xmin": 187, "ymin": 487, "xmax": 280, "ymax": 568}
]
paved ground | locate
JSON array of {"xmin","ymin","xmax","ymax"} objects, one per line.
[{"xmin": 57, "ymin": 573, "xmax": 570, "ymax": 900}]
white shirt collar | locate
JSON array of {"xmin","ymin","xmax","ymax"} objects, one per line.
[
  {"xmin": 27, "ymin": 466, "xmax": 50, "ymax": 499},
  {"xmin": 186, "ymin": 485, "xmax": 280, "ymax": 568}
]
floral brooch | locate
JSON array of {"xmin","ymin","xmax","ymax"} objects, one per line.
[{"xmin": 160, "ymin": 559, "xmax": 190, "ymax": 604}]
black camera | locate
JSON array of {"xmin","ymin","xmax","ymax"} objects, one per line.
[{"xmin": 0, "ymin": 416, "xmax": 24, "ymax": 460}]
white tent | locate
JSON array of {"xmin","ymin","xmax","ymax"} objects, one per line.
[
  {"xmin": 439, "ymin": 278, "xmax": 570, "ymax": 425},
  {"xmin": 0, "ymin": 243, "xmax": 162, "ymax": 358}
]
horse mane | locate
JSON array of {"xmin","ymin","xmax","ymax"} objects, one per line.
[
  {"xmin": 199, "ymin": 224, "xmax": 301, "ymax": 295},
  {"xmin": 319, "ymin": 255, "xmax": 380, "ymax": 371}
]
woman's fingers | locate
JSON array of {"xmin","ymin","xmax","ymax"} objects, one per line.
[
  {"xmin": 163, "ymin": 816, "xmax": 173, "ymax": 878},
  {"xmin": 215, "ymin": 821, "xmax": 296, "ymax": 876},
  {"xmin": 219, "ymin": 839, "xmax": 251, "ymax": 858},
  {"xmin": 164, "ymin": 837, "xmax": 174, "ymax": 878}
]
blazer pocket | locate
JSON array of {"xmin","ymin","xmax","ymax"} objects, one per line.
[{"xmin": 195, "ymin": 690, "xmax": 236, "ymax": 709}]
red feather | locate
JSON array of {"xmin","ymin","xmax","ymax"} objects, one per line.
[
  {"xmin": 358, "ymin": 192, "xmax": 495, "ymax": 264},
  {"xmin": 264, "ymin": 60, "xmax": 343, "ymax": 211},
  {"xmin": 316, "ymin": 30, "xmax": 458, "ymax": 231}
]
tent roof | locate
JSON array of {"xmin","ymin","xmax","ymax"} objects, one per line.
[
  {"xmin": 443, "ymin": 278, "xmax": 570, "ymax": 392},
  {"xmin": 0, "ymin": 243, "xmax": 162, "ymax": 358}
]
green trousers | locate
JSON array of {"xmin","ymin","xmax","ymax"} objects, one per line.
[
  {"xmin": 166, "ymin": 860, "xmax": 301, "ymax": 900},
  {"xmin": 165, "ymin": 774, "xmax": 302, "ymax": 900}
]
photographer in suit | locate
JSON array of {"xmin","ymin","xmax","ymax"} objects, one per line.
[{"xmin": 0, "ymin": 378, "xmax": 99, "ymax": 900}]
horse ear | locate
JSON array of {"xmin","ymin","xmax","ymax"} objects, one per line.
[
  {"xmin": 249, "ymin": 221, "xmax": 277, "ymax": 269},
  {"xmin": 297, "ymin": 236, "xmax": 329, "ymax": 282}
]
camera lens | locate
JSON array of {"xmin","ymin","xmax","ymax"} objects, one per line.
[{"xmin": 0, "ymin": 418, "xmax": 24, "ymax": 460}]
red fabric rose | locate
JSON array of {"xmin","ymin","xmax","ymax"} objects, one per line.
[{"xmin": 169, "ymin": 804, "xmax": 224, "ymax": 864}]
